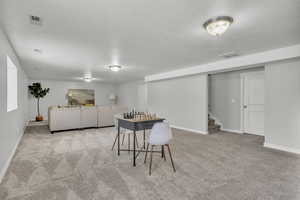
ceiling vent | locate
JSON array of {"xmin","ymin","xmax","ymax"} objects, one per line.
[
  {"xmin": 33, "ymin": 49, "xmax": 42, "ymax": 54},
  {"xmin": 219, "ymin": 52, "xmax": 239, "ymax": 59},
  {"xmin": 29, "ymin": 15, "xmax": 42, "ymax": 25}
]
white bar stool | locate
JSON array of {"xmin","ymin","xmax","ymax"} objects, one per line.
[
  {"xmin": 111, "ymin": 114, "xmax": 139, "ymax": 151},
  {"xmin": 144, "ymin": 122, "xmax": 176, "ymax": 175}
]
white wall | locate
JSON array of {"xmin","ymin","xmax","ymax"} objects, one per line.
[
  {"xmin": 116, "ymin": 80, "xmax": 147, "ymax": 111},
  {"xmin": 209, "ymin": 67, "xmax": 264, "ymax": 131},
  {"xmin": 28, "ymin": 80, "xmax": 117, "ymax": 120},
  {"xmin": 0, "ymin": 28, "xmax": 28, "ymax": 182},
  {"xmin": 148, "ymin": 74, "xmax": 208, "ymax": 134},
  {"xmin": 264, "ymin": 58, "xmax": 300, "ymax": 153}
]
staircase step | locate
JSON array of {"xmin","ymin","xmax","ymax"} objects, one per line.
[
  {"xmin": 208, "ymin": 119, "xmax": 215, "ymax": 126},
  {"xmin": 208, "ymin": 124, "xmax": 221, "ymax": 133},
  {"xmin": 209, "ymin": 124, "xmax": 220, "ymax": 129}
]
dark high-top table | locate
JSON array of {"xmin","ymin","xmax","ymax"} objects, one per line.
[{"xmin": 117, "ymin": 117, "xmax": 164, "ymax": 166}]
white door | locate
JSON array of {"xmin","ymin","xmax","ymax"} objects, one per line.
[{"xmin": 242, "ymin": 72, "xmax": 265, "ymax": 136}]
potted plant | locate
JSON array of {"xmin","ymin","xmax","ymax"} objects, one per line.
[{"xmin": 28, "ymin": 82, "xmax": 50, "ymax": 121}]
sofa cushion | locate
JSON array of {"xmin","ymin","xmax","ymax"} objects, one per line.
[
  {"xmin": 80, "ymin": 106, "xmax": 98, "ymax": 128},
  {"xmin": 49, "ymin": 107, "xmax": 81, "ymax": 131}
]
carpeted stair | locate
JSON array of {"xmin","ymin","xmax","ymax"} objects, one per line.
[{"xmin": 208, "ymin": 117, "xmax": 221, "ymax": 134}]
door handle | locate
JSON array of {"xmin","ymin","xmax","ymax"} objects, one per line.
[{"xmin": 243, "ymin": 105, "xmax": 247, "ymax": 109}]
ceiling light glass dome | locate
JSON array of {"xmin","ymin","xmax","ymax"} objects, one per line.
[
  {"xmin": 203, "ymin": 16, "xmax": 233, "ymax": 36},
  {"xmin": 109, "ymin": 65, "xmax": 122, "ymax": 72}
]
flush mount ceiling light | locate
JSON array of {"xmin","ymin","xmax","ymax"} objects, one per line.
[
  {"xmin": 203, "ymin": 16, "xmax": 233, "ymax": 36},
  {"xmin": 109, "ymin": 65, "xmax": 122, "ymax": 72}
]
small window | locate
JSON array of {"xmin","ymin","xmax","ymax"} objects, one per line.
[{"xmin": 7, "ymin": 56, "xmax": 18, "ymax": 112}]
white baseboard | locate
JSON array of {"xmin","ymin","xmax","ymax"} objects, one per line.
[
  {"xmin": 264, "ymin": 143, "xmax": 300, "ymax": 155},
  {"xmin": 0, "ymin": 133, "xmax": 23, "ymax": 183},
  {"xmin": 221, "ymin": 128, "xmax": 243, "ymax": 134},
  {"xmin": 170, "ymin": 125, "xmax": 208, "ymax": 135}
]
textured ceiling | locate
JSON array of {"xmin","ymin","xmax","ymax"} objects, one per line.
[{"xmin": 1, "ymin": 0, "xmax": 300, "ymax": 83}]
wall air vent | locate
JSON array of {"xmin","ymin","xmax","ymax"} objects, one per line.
[
  {"xmin": 29, "ymin": 15, "xmax": 42, "ymax": 26},
  {"xmin": 219, "ymin": 52, "xmax": 239, "ymax": 59}
]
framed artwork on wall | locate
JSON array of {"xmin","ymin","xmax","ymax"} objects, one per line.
[{"xmin": 67, "ymin": 89, "xmax": 95, "ymax": 106}]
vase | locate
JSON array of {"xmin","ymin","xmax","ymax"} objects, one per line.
[{"xmin": 36, "ymin": 115, "xmax": 43, "ymax": 121}]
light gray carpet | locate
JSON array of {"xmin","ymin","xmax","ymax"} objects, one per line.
[{"xmin": 0, "ymin": 126, "xmax": 300, "ymax": 200}]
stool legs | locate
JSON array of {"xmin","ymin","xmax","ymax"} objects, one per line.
[
  {"xmin": 163, "ymin": 146, "xmax": 166, "ymax": 161},
  {"xmin": 112, "ymin": 132, "xmax": 140, "ymax": 151},
  {"xmin": 145, "ymin": 144, "xmax": 176, "ymax": 175},
  {"xmin": 144, "ymin": 143, "xmax": 149, "ymax": 163},
  {"xmin": 162, "ymin": 145, "xmax": 166, "ymax": 161},
  {"xmin": 121, "ymin": 133, "xmax": 125, "ymax": 145},
  {"xmin": 128, "ymin": 133, "xmax": 130, "ymax": 154},
  {"xmin": 135, "ymin": 135, "xmax": 139, "ymax": 148},
  {"xmin": 149, "ymin": 145, "xmax": 154, "ymax": 175},
  {"xmin": 111, "ymin": 133, "xmax": 118, "ymax": 150},
  {"xmin": 166, "ymin": 144, "xmax": 176, "ymax": 172}
]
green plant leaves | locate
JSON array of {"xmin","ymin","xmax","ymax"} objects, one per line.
[{"xmin": 28, "ymin": 82, "xmax": 50, "ymax": 99}]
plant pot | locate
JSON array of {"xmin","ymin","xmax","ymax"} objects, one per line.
[{"xmin": 36, "ymin": 115, "xmax": 43, "ymax": 121}]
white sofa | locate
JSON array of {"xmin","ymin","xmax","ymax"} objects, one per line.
[
  {"xmin": 81, "ymin": 106, "xmax": 98, "ymax": 128},
  {"xmin": 48, "ymin": 105, "xmax": 128, "ymax": 133},
  {"xmin": 48, "ymin": 107, "xmax": 81, "ymax": 132}
]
